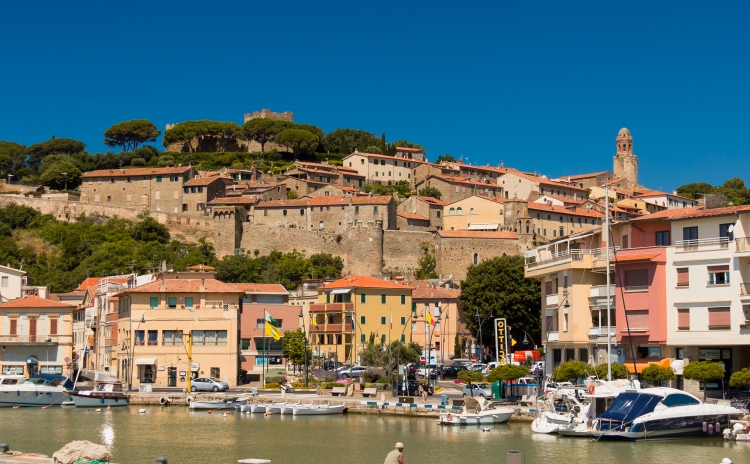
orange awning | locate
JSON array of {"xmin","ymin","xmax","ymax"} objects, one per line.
[{"xmin": 625, "ymin": 357, "xmax": 671, "ymax": 374}]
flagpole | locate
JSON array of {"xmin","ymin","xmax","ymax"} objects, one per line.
[
  {"xmin": 262, "ymin": 307, "xmax": 266, "ymax": 387},
  {"xmin": 388, "ymin": 308, "xmax": 392, "ymax": 386}
]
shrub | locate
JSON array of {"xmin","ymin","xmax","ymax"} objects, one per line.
[
  {"xmin": 321, "ymin": 382, "xmax": 337, "ymax": 389},
  {"xmin": 265, "ymin": 375, "xmax": 286, "ymax": 384},
  {"xmin": 291, "ymin": 381, "xmax": 304, "ymax": 387},
  {"xmin": 264, "ymin": 382, "xmax": 280, "ymax": 388}
]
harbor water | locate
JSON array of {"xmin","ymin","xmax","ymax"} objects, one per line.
[{"xmin": 0, "ymin": 407, "xmax": 747, "ymax": 463}]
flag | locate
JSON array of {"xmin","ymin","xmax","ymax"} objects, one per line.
[
  {"xmin": 265, "ymin": 321, "xmax": 281, "ymax": 341},
  {"xmin": 264, "ymin": 310, "xmax": 277, "ymax": 326},
  {"xmin": 351, "ymin": 318, "xmax": 355, "ymax": 330},
  {"xmin": 312, "ymin": 317, "xmax": 318, "ymax": 328},
  {"xmin": 389, "ymin": 310, "xmax": 393, "ymax": 329},
  {"xmin": 426, "ymin": 309, "xmax": 435, "ymax": 327}
]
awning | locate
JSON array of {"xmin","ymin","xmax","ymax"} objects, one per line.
[
  {"xmin": 467, "ymin": 223, "xmax": 499, "ymax": 231},
  {"xmin": 330, "ymin": 289, "xmax": 351, "ymax": 294},
  {"xmin": 134, "ymin": 358, "xmax": 158, "ymax": 366},
  {"xmin": 611, "ymin": 253, "xmax": 660, "ymax": 263},
  {"xmin": 191, "ymin": 363, "xmax": 200, "ymax": 372},
  {"xmin": 26, "ymin": 357, "xmax": 38, "ymax": 364},
  {"xmin": 625, "ymin": 357, "xmax": 671, "ymax": 374}
]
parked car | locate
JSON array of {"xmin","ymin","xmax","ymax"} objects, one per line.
[
  {"xmin": 416, "ymin": 364, "xmax": 441, "ymax": 377},
  {"xmin": 396, "ymin": 380, "xmax": 434, "ymax": 396},
  {"xmin": 728, "ymin": 385, "xmax": 750, "ymax": 399},
  {"xmin": 532, "ymin": 361, "xmax": 544, "ymax": 375},
  {"xmin": 339, "ymin": 366, "xmax": 370, "ymax": 378},
  {"xmin": 462, "ymin": 382, "xmax": 492, "ymax": 399},
  {"xmin": 483, "ymin": 362, "xmax": 500, "ymax": 374},
  {"xmin": 322, "ymin": 361, "xmax": 343, "ymax": 371},
  {"xmin": 191, "ymin": 378, "xmax": 229, "ymax": 392},
  {"xmin": 441, "ymin": 365, "xmax": 468, "ymax": 379},
  {"xmin": 469, "ymin": 363, "xmax": 487, "ymax": 372}
]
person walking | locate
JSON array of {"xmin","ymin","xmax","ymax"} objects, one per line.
[
  {"xmin": 417, "ymin": 383, "xmax": 425, "ymax": 403},
  {"xmin": 384, "ymin": 442, "xmax": 404, "ymax": 464}
]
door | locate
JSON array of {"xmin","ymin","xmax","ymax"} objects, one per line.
[
  {"xmin": 167, "ymin": 367, "xmax": 177, "ymax": 387},
  {"xmin": 29, "ymin": 318, "xmax": 37, "ymax": 343}
]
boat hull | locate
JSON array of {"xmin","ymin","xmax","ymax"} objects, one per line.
[
  {"xmin": 292, "ymin": 405, "xmax": 345, "ymax": 415},
  {"xmin": 249, "ymin": 404, "xmax": 267, "ymax": 413},
  {"xmin": 438, "ymin": 411, "xmax": 513, "ymax": 425},
  {"xmin": 0, "ymin": 390, "xmax": 70, "ymax": 407},
  {"xmin": 592, "ymin": 415, "xmax": 734, "ymax": 440},
  {"xmin": 531, "ymin": 416, "xmax": 559, "ymax": 434},
  {"xmin": 69, "ymin": 394, "xmax": 129, "ymax": 408},
  {"xmin": 189, "ymin": 401, "xmax": 234, "ymax": 410}
]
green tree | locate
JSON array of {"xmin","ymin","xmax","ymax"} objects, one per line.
[
  {"xmin": 27, "ymin": 138, "xmax": 86, "ymax": 170},
  {"xmin": 38, "ymin": 160, "xmax": 82, "ymax": 190},
  {"xmin": 275, "ymin": 129, "xmax": 319, "ymax": 161},
  {"xmin": 641, "ymin": 364, "xmax": 676, "ymax": 384},
  {"xmin": 360, "ymin": 334, "xmax": 385, "ymax": 367},
  {"xmin": 417, "ymin": 186, "xmax": 442, "ymax": 200},
  {"xmin": 365, "ymin": 180, "xmax": 412, "ymax": 198},
  {"xmin": 553, "ymin": 361, "xmax": 594, "ymax": 382},
  {"xmin": 384, "ymin": 341, "xmax": 423, "ymax": 373},
  {"xmin": 163, "ymin": 122, "xmax": 198, "ymax": 152},
  {"xmin": 324, "ymin": 128, "xmax": 384, "ymax": 154},
  {"xmin": 436, "ymin": 154, "xmax": 455, "ymax": 163},
  {"xmin": 131, "ymin": 214, "xmax": 170, "ymax": 244},
  {"xmin": 717, "ymin": 177, "xmax": 750, "ymax": 206},
  {"xmin": 594, "ymin": 362, "xmax": 630, "ymax": 380},
  {"xmin": 416, "ymin": 242, "xmax": 438, "ymax": 279},
  {"xmin": 287, "ymin": 190, "xmax": 298, "ymax": 199},
  {"xmin": 457, "ymin": 369, "xmax": 485, "ymax": 390},
  {"xmin": 487, "ymin": 364, "xmax": 529, "ymax": 383},
  {"xmin": 365, "ymin": 145, "xmax": 383, "ymax": 154},
  {"xmin": 729, "ymin": 368, "xmax": 750, "ymax": 389},
  {"xmin": 675, "ymin": 182, "xmax": 715, "ymax": 200},
  {"xmin": 0, "ymin": 141, "xmax": 27, "ymax": 176},
  {"xmin": 683, "ymin": 361, "xmax": 725, "ymax": 400},
  {"xmin": 103, "ymin": 120, "xmax": 161, "ymax": 152},
  {"xmin": 460, "ymin": 256, "xmax": 541, "ymax": 353},
  {"xmin": 454, "ymin": 334, "xmax": 462, "ymax": 359},
  {"xmin": 242, "ymin": 118, "xmax": 282, "ymax": 153},
  {"xmin": 281, "ymin": 328, "xmax": 311, "ymax": 371}
]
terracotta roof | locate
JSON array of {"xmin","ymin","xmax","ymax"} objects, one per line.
[
  {"xmin": 611, "ymin": 252, "xmax": 661, "ymax": 263},
  {"xmin": 257, "ymin": 195, "xmax": 392, "ymax": 208},
  {"xmin": 602, "ymin": 177, "xmax": 627, "ymax": 186},
  {"xmin": 634, "ymin": 190, "xmax": 696, "ymax": 202},
  {"xmin": 407, "ymin": 282, "xmax": 461, "ymax": 299},
  {"xmin": 398, "ymin": 211, "xmax": 429, "ymax": 221},
  {"xmin": 184, "ymin": 176, "xmax": 226, "ymax": 186},
  {"xmin": 396, "ymin": 147, "xmax": 424, "ymax": 152},
  {"xmin": 411, "ymin": 196, "xmax": 448, "ymax": 206},
  {"xmin": 122, "ymin": 279, "xmax": 246, "ymax": 294},
  {"xmin": 185, "ymin": 264, "xmax": 215, "ymax": 271},
  {"xmin": 558, "ymin": 171, "xmax": 610, "ymax": 180},
  {"xmin": 234, "ymin": 283, "xmax": 289, "ymax": 294},
  {"xmin": 0, "ymin": 295, "xmax": 74, "ymax": 309},
  {"xmin": 536, "ymin": 193, "xmax": 586, "ymax": 205},
  {"xmin": 82, "ymin": 166, "xmax": 192, "ymax": 178},
  {"xmin": 208, "ymin": 197, "xmax": 258, "ymax": 205},
  {"xmin": 321, "ymin": 276, "xmax": 415, "ymax": 290},
  {"xmin": 431, "ymin": 175, "xmax": 502, "ymax": 188},
  {"xmin": 529, "ymin": 202, "xmax": 604, "ymax": 218},
  {"xmin": 344, "ymin": 152, "xmax": 428, "ymax": 164},
  {"xmin": 629, "ymin": 205, "xmax": 750, "ymax": 222},
  {"xmin": 501, "ymin": 171, "xmax": 587, "ymax": 191},
  {"xmin": 75, "ymin": 277, "xmax": 130, "ymax": 291},
  {"xmin": 437, "ymin": 230, "xmax": 518, "ymax": 239}
]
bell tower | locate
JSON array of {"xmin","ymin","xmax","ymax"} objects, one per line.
[{"xmin": 613, "ymin": 127, "xmax": 638, "ymax": 185}]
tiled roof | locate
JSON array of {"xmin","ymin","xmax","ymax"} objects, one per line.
[
  {"xmin": 536, "ymin": 193, "xmax": 586, "ymax": 204},
  {"xmin": 602, "ymin": 177, "xmax": 627, "ymax": 186},
  {"xmin": 529, "ymin": 202, "xmax": 604, "ymax": 218},
  {"xmin": 397, "ymin": 211, "xmax": 429, "ymax": 221},
  {"xmin": 445, "ymin": 195, "xmax": 503, "ymax": 207},
  {"xmin": 82, "ymin": 166, "xmax": 192, "ymax": 178},
  {"xmin": 406, "ymin": 282, "xmax": 461, "ymax": 299},
  {"xmin": 75, "ymin": 277, "xmax": 130, "ymax": 291},
  {"xmin": 257, "ymin": 195, "xmax": 392, "ymax": 208},
  {"xmin": 396, "ymin": 147, "xmax": 424, "ymax": 152},
  {"xmin": 344, "ymin": 152, "xmax": 428, "ymax": 164},
  {"xmin": 558, "ymin": 171, "xmax": 610, "ymax": 180},
  {"xmin": 634, "ymin": 190, "xmax": 696, "ymax": 202},
  {"xmin": 185, "ymin": 264, "xmax": 216, "ymax": 271},
  {"xmin": 122, "ymin": 279, "xmax": 246, "ymax": 294},
  {"xmin": 629, "ymin": 205, "xmax": 750, "ymax": 222},
  {"xmin": 208, "ymin": 197, "xmax": 258, "ymax": 205},
  {"xmin": 611, "ymin": 252, "xmax": 661, "ymax": 263},
  {"xmin": 431, "ymin": 175, "xmax": 502, "ymax": 188},
  {"xmin": 411, "ymin": 196, "xmax": 448, "ymax": 206},
  {"xmin": 234, "ymin": 283, "xmax": 289, "ymax": 294},
  {"xmin": 321, "ymin": 276, "xmax": 415, "ymax": 290},
  {"xmin": 0, "ymin": 295, "xmax": 74, "ymax": 309},
  {"xmin": 437, "ymin": 230, "xmax": 518, "ymax": 239},
  {"xmin": 502, "ymin": 171, "xmax": 587, "ymax": 191},
  {"xmin": 184, "ymin": 176, "xmax": 226, "ymax": 186}
]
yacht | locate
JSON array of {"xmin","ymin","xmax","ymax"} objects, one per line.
[
  {"xmin": 68, "ymin": 379, "xmax": 129, "ymax": 407},
  {"xmin": 438, "ymin": 397, "xmax": 514, "ymax": 425},
  {"xmin": 557, "ymin": 378, "xmax": 641, "ymax": 437},
  {"xmin": 0, "ymin": 374, "xmax": 74, "ymax": 407},
  {"xmin": 590, "ymin": 387, "xmax": 744, "ymax": 440}
]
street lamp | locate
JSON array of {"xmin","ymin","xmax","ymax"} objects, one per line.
[
  {"xmin": 298, "ymin": 308, "xmax": 308, "ymax": 388},
  {"xmin": 123, "ymin": 314, "xmax": 146, "ymax": 392},
  {"xmin": 474, "ymin": 309, "xmax": 494, "ymax": 363}
]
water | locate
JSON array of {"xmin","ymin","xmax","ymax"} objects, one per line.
[{"xmin": 0, "ymin": 407, "xmax": 747, "ymax": 463}]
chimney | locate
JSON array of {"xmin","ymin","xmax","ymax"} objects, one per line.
[
  {"xmin": 160, "ymin": 276, "xmax": 166, "ymax": 291},
  {"xmin": 200, "ymin": 278, "xmax": 206, "ymax": 292}
]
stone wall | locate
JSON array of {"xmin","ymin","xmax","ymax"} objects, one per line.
[
  {"xmin": 435, "ymin": 235, "xmax": 519, "ymax": 282},
  {"xmin": 382, "ymin": 230, "xmax": 436, "ymax": 277}
]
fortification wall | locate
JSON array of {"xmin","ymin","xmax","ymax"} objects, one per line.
[
  {"xmin": 239, "ymin": 224, "xmax": 384, "ymax": 276},
  {"xmin": 0, "ymin": 196, "xmax": 215, "ymax": 243},
  {"xmin": 435, "ymin": 236, "xmax": 519, "ymax": 282},
  {"xmin": 382, "ymin": 230, "xmax": 436, "ymax": 277}
]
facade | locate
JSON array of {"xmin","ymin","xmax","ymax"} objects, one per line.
[
  {"xmin": 181, "ymin": 176, "xmax": 228, "ymax": 213},
  {"xmin": 406, "ymin": 282, "xmax": 465, "ymax": 363},
  {"xmin": 633, "ymin": 190, "xmax": 698, "ymax": 210},
  {"xmin": 310, "ymin": 276, "xmax": 414, "ymax": 364},
  {"xmin": 498, "ymin": 171, "xmax": 588, "ymax": 201},
  {"xmin": 557, "ymin": 171, "xmax": 614, "ymax": 190},
  {"xmin": 0, "ymin": 295, "xmax": 75, "ymax": 377},
  {"xmin": 435, "ymin": 230, "xmax": 520, "ymax": 281},
  {"xmin": 416, "ymin": 175, "xmax": 503, "ymax": 204},
  {"xmin": 79, "ymin": 166, "xmax": 197, "ymax": 213},
  {"xmin": 0, "ymin": 265, "xmax": 26, "ymax": 303},
  {"xmin": 116, "ymin": 278, "xmax": 245, "ymax": 389},
  {"xmin": 442, "ymin": 196, "xmax": 506, "ymax": 231},
  {"xmin": 396, "ymin": 196, "xmax": 446, "ymax": 231},
  {"xmin": 342, "ymin": 151, "xmax": 425, "ymax": 187}
]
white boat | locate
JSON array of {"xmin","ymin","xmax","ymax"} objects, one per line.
[
  {"xmin": 590, "ymin": 388, "xmax": 744, "ymax": 440},
  {"xmin": 280, "ymin": 402, "xmax": 301, "ymax": 414},
  {"xmin": 532, "ymin": 395, "xmax": 588, "ymax": 434},
  {"xmin": 189, "ymin": 399, "xmax": 236, "ymax": 410},
  {"xmin": 0, "ymin": 374, "xmax": 74, "ymax": 407},
  {"xmin": 557, "ymin": 379, "xmax": 640, "ymax": 437},
  {"xmin": 438, "ymin": 397, "xmax": 514, "ymax": 425},
  {"xmin": 292, "ymin": 403, "xmax": 346, "ymax": 415},
  {"xmin": 723, "ymin": 420, "xmax": 750, "ymax": 441},
  {"xmin": 68, "ymin": 380, "xmax": 129, "ymax": 407},
  {"xmin": 248, "ymin": 403, "xmax": 267, "ymax": 413}
]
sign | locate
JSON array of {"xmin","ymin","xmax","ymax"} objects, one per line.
[
  {"xmin": 494, "ymin": 318, "xmax": 508, "ymax": 364},
  {"xmin": 699, "ymin": 349, "xmax": 721, "ymax": 360},
  {"xmin": 64, "ymin": 357, "xmax": 70, "ymax": 363}
]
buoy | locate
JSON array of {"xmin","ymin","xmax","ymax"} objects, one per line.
[
  {"xmin": 482, "ymin": 427, "xmax": 491, "ymax": 432},
  {"xmin": 12, "ymin": 406, "xmax": 20, "ymax": 409},
  {"xmin": 86, "ymin": 408, "xmax": 90, "ymax": 412},
  {"xmin": 716, "ymin": 421, "xmax": 721, "ymax": 434},
  {"xmin": 223, "ymin": 412, "xmax": 228, "ymax": 417},
  {"xmin": 138, "ymin": 409, "xmax": 146, "ymax": 414},
  {"xmin": 207, "ymin": 410, "xmax": 212, "ymax": 414},
  {"xmin": 96, "ymin": 408, "xmax": 101, "ymax": 413},
  {"xmin": 42, "ymin": 405, "xmax": 49, "ymax": 409}
]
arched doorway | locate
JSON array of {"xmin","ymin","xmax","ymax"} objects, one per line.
[{"xmin": 26, "ymin": 356, "xmax": 39, "ymax": 376}]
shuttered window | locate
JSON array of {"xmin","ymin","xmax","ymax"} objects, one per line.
[
  {"xmin": 50, "ymin": 318, "xmax": 58, "ymax": 335},
  {"xmin": 676, "ymin": 268, "xmax": 689, "ymax": 287},
  {"xmin": 625, "ymin": 269, "xmax": 649, "ymax": 288},
  {"xmin": 628, "ymin": 310, "xmax": 649, "ymax": 329},
  {"xmin": 9, "ymin": 319, "xmax": 17, "ymax": 335},
  {"xmin": 708, "ymin": 265, "xmax": 730, "ymax": 285},
  {"xmin": 708, "ymin": 307, "xmax": 731, "ymax": 329},
  {"xmin": 545, "ymin": 281, "xmax": 554, "ymax": 295},
  {"xmin": 545, "ymin": 316, "xmax": 555, "ymax": 332},
  {"xmin": 677, "ymin": 309, "xmax": 690, "ymax": 330}
]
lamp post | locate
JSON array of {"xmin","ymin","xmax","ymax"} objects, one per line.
[
  {"xmin": 298, "ymin": 308, "xmax": 308, "ymax": 388},
  {"xmin": 123, "ymin": 314, "xmax": 146, "ymax": 392},
  {"xmin": 475, "ymin": 309, "xmax": 494, "ymax": 363}
]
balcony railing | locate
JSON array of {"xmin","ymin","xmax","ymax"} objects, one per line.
[
  {"xmin": 309, "ymin": 303, "xmax": 355, "ymax": 312},
  {"xmin": 0, "ymin": 335, "xmax": 72, "ymax": 344},
  {"xmin": 588, "ymin": 327, "xmax": 613, "ymax": 337},
  {"xmin": 310, "ymin": 324, "xmax": 344, "ymax": 333},
  {"xmin": 526, "ymin": 247, "xmax": 619, "ymax": 269},
  {"xmin": 203, "ymin": 301, "xmax": 239, "ymax": 310},
  {"xmin": 546, "ymin": 293, "xmax": 559, "ymax": 306},
  {"xmin": 547, "ymin": 331, "xmax": 559, "ymax": 342},
  {"xmin": 675, "ymin": 236, "xmax": 729, "ymax": 251},
  {"xmin": 590, "ymin": 285, "xmax": 616, "ymax": 298},
  {"xmin": 741, "ymin": 283, "xmax": 750, "ymax": 296},
  {"xmin": 736, "ymin": 237, "xmax": 750, "ymax": 252}
]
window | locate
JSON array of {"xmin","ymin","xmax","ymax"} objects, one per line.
[
  {"xmin": 283, "ymin": 210, "xmax": 287, "ymax": 216},
  {"xmin": 457, "ymin": 207, "xmax": 462, "ymax": 215},
  {"xmin": 168, "ymin": 297, "xmax": 177, "ymax": 308},
  {"xmin": 150, "ymin": 297, "xmax": 158, "ymax": 308},
  {"xmin": 656, "ymin": 230, "xmax": 670, "ymax": 246},
  {"xmin": 400, "ymin": 316, "xmax": 406, "ymax": 325},
  {"xmin": 401, "ymin": 334, "xmax": 406, "ymax": 342},
  {"xmin": 624, "ymin": 269, "xmax": 648, "ymax": 290},
  {"xmin": 381, "ymin": 316, "xmax": 386, "ymax": 325},
  {"xmin": 360, "ymin": 334, "xmax": 366, "ymax": 342},
  {"xmin": 677, "ymin": 309, "xmax": 690, "ymax": 330},
  {"xmin": 256, "ymin": 319, "xmax": 265, "ymax": 330},
  {"xmin": 50, "ymin": 318, "xmax": 57, "ymax": 335},
  {"xmin": 163, "ymin": 330, "xmax": 183, "ymax": 346},
  {"xmin": 381, "ymin": 294, "xmax": 386, "ymax": 304},
  {"xmin": 110, "ymin": 177, "xmax": 115, "ymax": 183},
  {"xmin": 676, "ymin": 268, "xmax": 689, "ymax": 287},
  {"xmin": 135, "ymin": 330, "xmax": 145, "ymax": 346},
  {"xmin": 708, "ymin": 265, "xmax": 730, "ymax": 285},
  {"xmin": 629, "ymin": 311, "xmax": 650, "ymax": 330},
  {"xmin": 355, "ymin": 205, "xmax": 359, "ymax": 213},
  {"xmin": 374, "ymin": 206, "xmax": 378, "ymax": 213},
  {"xmin": 473, "ymin": 253, "xmax": 478, "ymax": 265},
  {"xmin": 193, "ymin": 330, "xmax": 228, "ymax": 345},
  {"xmin": 127, "ymin": 177, "xmax": 132, "ymax": 183},
  {"xmin": 449, "ymin": 208, "xmax": 455, "ymax": 216},
  {"xmin": 360, "ymin": 316, "xmax": 366, "ymax": 324},
  {"xmin": 622, "ymin": 235, "xmax": 629, "ymax": 249},
  {"xmin": 210, "ymin": 367, "xmax": 220, "ymax": 379},
  {"xmin": 720, "ymin": 223, "xmax": 734, "ymax": 241},
  {"xmin": 682, "ymin": 226, "xmax": 698, "ymax": 241},
  {"xmin": 147, "ymin": 330, "xmax": 158, "ymax": 346},
  {"xmin": 185, "ymin": 297, "xmax": 193, "ymax": 308},
  {"xmin": 401, "ymin": 295, "xmax": 406, "ymax": 305},
  {"xmin": 708, "ymin": 307, "xmax": 731, "ymax": 330},
  {"xmin": 1, "ymin": 276, "xmax": 7, "ymax": 287},
  {"xmin": 360, "ymin": 294, "xmax": 366, "ymax": 303},
  {"xmin": 9, "ymin": 319, "xmax": 17, "ymax": 335},
  {"xmin": 156, "ymin": 176, "xmax": 162, "ymax": 183}
]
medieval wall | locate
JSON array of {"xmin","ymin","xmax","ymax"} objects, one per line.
[
  {"xmin": 382, "ymin": 230, "xmax": 436, "ymax": 277},
  {"xmin": 435, "ymin": 236, "xmax": 519, "ymax": 282}
]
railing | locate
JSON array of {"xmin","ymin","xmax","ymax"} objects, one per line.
[
  {"xmin": 588, "ymin": 327, "xmax": 613, "ymax": 337},
  {"xmin": 546, "ymin": 293, "xmax": 559, "ymax": 306},
  {"xmin": 624, "ymin": 285, "xmax": 649, "ymax": 293},
  {"xmin": 675, "ymin": 236, "xmax": 729, "ymax": 251},
  {"xmin": 526, "ymin": 247, "xmax": 619, "ymax": 269},
  {"xmin": 311, "ymin": 324, "xmax": 343, "ymax": 333},
  {"xmin": 547, "ymin": 331, "xmax": 559, "ymax": 342},
  {"xmin": 736, "ymin": 237, "xmax": 750, "ymax": 252},
  {"xmin": 590, "ymin": 285, "xmax": 616, "ymax": 298},
  {"xmin": 741, "ymin": 283, "xmax": 750, "ymax": 296},
  {"xmin": 0, "ymin": 335, "xmax": 72, "ymax": 344},
  {"xmin": 203, "ymin": 301, "xmax": 239, "ymax": 310},
  {"xmin": 309, "ymin": 303, "xmax": 354, "ymax": 312}
]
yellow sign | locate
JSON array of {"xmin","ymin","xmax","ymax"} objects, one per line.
[{"xmin": 495, "ymin": 318, "xmax": 507, "ymax": 363}]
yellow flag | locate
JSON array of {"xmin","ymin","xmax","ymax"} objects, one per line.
[
  {"xmin": 265, "ymin": 321, "xmax": 281, "ymax": 341},
  {"xmin": 425, "ymin": 309, "xmax": 434, "ymax": 326},
  {"xmin": 511, "ymin": 338, "xmax": 517, "ymax": 346},
  {"xmin": 312, "ymin": 317, "xmax": 318, "ymax": 328}
]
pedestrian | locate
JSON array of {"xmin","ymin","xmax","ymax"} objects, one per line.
[
  {"xmin": 384, "ymin": 442, "xmax": 404, "ymax": 464},
  {"xmin": 420, "ymin": 382, "xmax": 427, "ymax": 403}
]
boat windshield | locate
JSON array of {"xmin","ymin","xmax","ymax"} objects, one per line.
[
  {"xmin": 21, "ymin": 378, "xmax": 51, "ymax": 386},
  {"xmin": 599, "ymin": 392, "xmax": 662, "ymax": 424}
]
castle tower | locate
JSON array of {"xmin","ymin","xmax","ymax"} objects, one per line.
[{"xmin": 613, "ymin": 127, "xmax": 638, "ymax": 185}]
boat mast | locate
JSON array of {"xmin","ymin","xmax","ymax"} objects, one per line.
[{"xmin": 605, "ymin": 185, "xmax": 612, "ymax": 381}]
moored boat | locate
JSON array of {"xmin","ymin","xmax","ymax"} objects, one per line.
[
  {"xmin": 438, "ymin": 397, "xmax": 513, "ymax": 425},
  {"xmin": 280, "ymin": 402, "xmax": 301, "ymax": 414},
  {"xmin": 0, "ymin": 374, "xmax": 74, "ymax": 407},
  {"xmin": 67, "ymin": 380, "xmax": 129, "ymax": 407},
  {"xmin": 189, "ymin": 399, "xmax": 236, "ymax": 410},
  {"xmin": 292, "ymin": 403, "xmax": 345, "ymax": 416}
]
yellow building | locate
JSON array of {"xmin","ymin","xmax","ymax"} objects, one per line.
[
  {"xmin": 115, "ymin": 278, "xmax": 245, "ymax": 390},
  {"xmin": 442, "ymin": 195, "xmax": 506, "ymax": 231},
  {"xmin": 310, "ymin": 276, "xmax": 414, "ymax": 364}
]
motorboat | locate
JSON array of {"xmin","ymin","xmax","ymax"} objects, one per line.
[
  {"xmin": 189, "ymin": 398, "xmax": 237, "ymax": 410},
  {"xmin": 248, "ymin": 403, "xmax": 268, "ymax": 413},
  {"xmin": 292, "ymin": 403, "xmax": 346, "ymax": 416},
  {"xmin": 438, "ymin": 397, "xmax": 514, "ymax": 425},
  {"xmin": 590, "ymin": 387, "xmax": 744, "ymax": 440},
  {"xmin": 532, "ymin": 395, "xmax": 588, "ymax": 434},
  {"xmin": 0, "ymin": 374, "xmax": 75, "ymax": 407},
  {"xmin": 68, "ymin": 380, "xmax": 129, "ymax": 407},
  {"xmin": 280, "ymin": 402, "xmax": 301, "ymax": 415},
  {"xmin": 557, "ymin": 379, "xmax": 641, "ymax": 437},
  {"xmin": 265, "ymin": 402, "xmax": 287, "ymax": 414}
]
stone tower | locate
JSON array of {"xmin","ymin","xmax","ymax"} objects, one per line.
[{"xmin": 613, "ymin": 127, "xmax": 638, "ymax": 185}]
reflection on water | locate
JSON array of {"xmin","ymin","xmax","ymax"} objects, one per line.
[{"xmin": 0, "ymin": 407, "xmax": 747, "ymax": 463}]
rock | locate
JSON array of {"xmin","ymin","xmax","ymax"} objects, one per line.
[{"xmin": 52, "ymin": 440, "xmax": 111, "ymax": 464}]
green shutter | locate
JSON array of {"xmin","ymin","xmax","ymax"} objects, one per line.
[
  {"xmin": 381, "ymin": 316, "xmax": 386, "ymax": 325},
  {"xmin": 401, "ymin": 295, "xmax": 406, "ymax": 305},
  {"xmin": 168, "ymin": 297, "xmax": 176, "ymax": 307},
  {"xmin": 360, "ymin": 315, "xmax": 366, "ymax": 324},
  {"xmin": 401, "ymin": 316, "xmax": 406, "ymax": 325},
  {"xmin": 150, "ymin": 297, "xmax": 158, "ymax": 308},
  {"xmin": 360, "ymin": 334, "xmax": 366, "ymax": 342},
  {"xmin": 156, "ymin": 176, "xmax": 162, "ymax": 183},
  {"xmin": 326, "ymin": 293, "xmax": 331, "ymax": 303},
  {"xmin": 401, "ymin": 334, "xmax": 406, "ymax": 342},
  {"xmin": 381, "ymin": 294, "xmax": 386, "ymax": 304},
  {"xmin": 185, "ymin": 297, "xmax": 193, "ymax": 308},
  {"xmin": 360, "ymin": 293, "xmax": 366, "ymax": 303}
]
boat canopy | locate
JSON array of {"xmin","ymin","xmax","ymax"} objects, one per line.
[
  {"xmin": 598, "ymin": 392, "xmax": 662, "ymax": 424},
  {"xmin": 25, "ymin": 374, "xmax": 74, "ymax": 390}
]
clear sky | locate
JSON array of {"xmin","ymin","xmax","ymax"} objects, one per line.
[{"xmin": 1, "ymin": 1, "xmax": 748, "ymax": 191}]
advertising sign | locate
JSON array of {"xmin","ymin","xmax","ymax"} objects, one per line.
[{"xmin": 494, "ymin": 318, "xmax": 508, "ymax": 364}]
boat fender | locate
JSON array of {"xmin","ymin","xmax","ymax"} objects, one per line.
[
  {"xmin": 703, "ymin": 421, "xmax": 708, "ymax": 432},
  {"xmin": 716, "ymin": 422, "xmax": 721, "ymax": 434},
  {"xmin": 35, "ymin": 391, "xmax": 39, "ymax": 397},
  {"xmin": 115, "ymin": 397, "xmax": 119, "ymax": 402},
  {"xmin": 17, "ymin": 390, "xmax": 20, "ymax": 396},
  {"xmin": 186, "ymin": 396, "xmax": 194, "ymax": 404},
  {"xmin": 709, "ymin": 424, "xmax": 714, "ymax": 435},
  {"xmin": 587, "ymin": 384, "xmax": 595, "ymax": 395},
  {"xmin": 159, "ymin": 397, "xmax": 170, "ymax": 405},
  {"xmin": 101, "ymin": 397, "xmax": 105, "ymax": 404}
]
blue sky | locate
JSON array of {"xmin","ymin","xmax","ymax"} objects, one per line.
[{"xmin": 1, "ymin": 1, "xmax": 748, "ymax": 191}]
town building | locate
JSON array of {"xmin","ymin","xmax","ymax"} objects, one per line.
[
  {"xmin": 557, "ymin": 171, "xmax": 614, "ymax": 190},
  {"xmin": 0, "ymin": 295, "xmax": 75, "ymax": 377},
  {"xmin": 310, "ymin": 276, "xmax": 414, "ymax": 364},
  {"xmin": 633, "ymin": 190, "xmax": 698, "ymax": 210},
  {"xmin": 435, "ymin": 230, "xmax": 520, "ymax": 281},
  {"xmin": 416, "ymin": 175, "xmax": 503, "ymax": 203},
  {"xmin": 396, "ymin": 195, "xmax": 447, "ymax": 231},
  {"xmin": 406, "ymin": 281, "xmax": 466, "ymax": 363},
  {"xmin": 0, "ymin": 265, "xmax": 27, "ymax": 303},
  {"xmin": 613, "ymin": 127, "xmax": 639, "ymax": 186},
  {"xmin": 497, "ymin": 171, "xmax": 588, "ymax": 201},
  {"xmin": 442, "ymin": 196, "xmax": 506, "ymax": 232},
  {"xmin": 181, "ymin": 176, "xmax": 228, "ymax": 213},
  {"xmin": 342, "ymin": 151, "xmax": 426, "ymax": 187}
]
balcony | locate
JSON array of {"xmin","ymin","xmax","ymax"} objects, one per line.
[
  {"xmin": 588, "ymin": 327, "xmax": 613, "ymax": 338},
  {"xmin": 203, "ymin": 301, "xmax": 239, "ymax": 310},
  {"xmin": 547, "ymin": 331, "xmax": 559, "ymax": 342},
  {"xmin": 546, "ymin": 293, "xmax": 559, "ymax": 306},
  {"xmin": 675, "ymin": 237, "xmax": 729, "ymax": 252},
  {"xmin": 311, "ymin": 324, "xmax": 344, "ymax": 333},
  {"xmin": 589, "ymin": 285, "xmax": 615, "ymax": 298},
  {"xmin": 0, "ymin": 335, "xmax": 72, "ymax": 345},
  {"xmin": 525, "ymin": 247, "xmax": 619, "ymax": 273},
  {"xmin": 309, "ymin": 303, "xmax": 355, "ymax": 313},
  {"xmin": 736, "ymin": 237, "xmax": 750, "ymax": 252}
]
